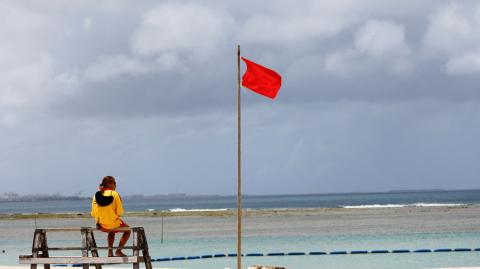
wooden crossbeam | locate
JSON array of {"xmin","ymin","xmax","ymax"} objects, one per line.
[
  {"xmin": 19, "ymin": 255, "xmax": 141, "ymax": 264},
  {"xmin": 248, "ymin": 265, "xmax": 287, "ymax": 269},
  {"xmin": 42, "ymin": 246, "xmax": 136, "ymax": 251},
  {"xmin": 32, "ymin": 227, "xmax": 133, "ymax": 232}
]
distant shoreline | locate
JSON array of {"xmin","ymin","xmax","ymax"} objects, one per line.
[{"xmin": 2, "ymin": 188, "xmax": 480, "ymax": 202}]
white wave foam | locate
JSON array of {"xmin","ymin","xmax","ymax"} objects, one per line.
[
  {"xmin": 412, "ymin": 203, "xmax": 465, "ymax": 207},
  {"xmin": 343, "ymin": 204, "xmax": 405, "ymax": 209},
  {"xmin": 168, "ymin": 208, "xmax": 228, "ymax": 212},
  {"xmin": 342, "ymin": 203, "xmax": 465, "ymax": 209}
]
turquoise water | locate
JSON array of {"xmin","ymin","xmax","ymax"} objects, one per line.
[
  {"xmin": 157, "ymin": 252, "xmax": 480, "ymax": 269},
  {"xmin": 3, "ymin": 229, "xmax": 480, "ymax": 268},
  {"xmin": 149, "ymin": 233, "xmax": 480, "ymax": 269}
]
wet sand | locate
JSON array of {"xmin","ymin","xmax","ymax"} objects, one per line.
[{"xmin": 2, "ymin": 205, "xmax": 480, "ymax": 238}]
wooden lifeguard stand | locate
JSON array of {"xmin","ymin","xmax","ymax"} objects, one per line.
[{"xmin": 19, "ymin": 227, "xmax": 152, "ymax": 269}]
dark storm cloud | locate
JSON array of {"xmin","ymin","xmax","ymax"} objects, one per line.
[{"xmin": 1, "ymin": 0, "xmax": 480, "ymax": 195}]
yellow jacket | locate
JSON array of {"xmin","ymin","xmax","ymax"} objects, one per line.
[{"xmin": 91, "ymin": 189, "xmax": 124, "ymax": 230}]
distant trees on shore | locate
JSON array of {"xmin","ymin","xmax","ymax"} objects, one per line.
[
  {"xmin": 0, "ymin": 192, "xmax": 219, "ymax": 202},
  {"xmin": 0, "ymin": 192, "xmax": 88, "ymax": 202}
]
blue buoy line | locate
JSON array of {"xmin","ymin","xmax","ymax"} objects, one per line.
[
  {"xmin": 50, "ymin": 247, "xmax": 478, "ymax": 266},
  {"xmin": 151, "ymin": 247, "xmax": 479, "ymax": 262}
]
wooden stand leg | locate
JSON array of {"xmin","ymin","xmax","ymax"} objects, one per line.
[
  {"xmin": 86, "ymin": 231, "xmax": 102, "ymax": 269},
  {"xmin": 80, "ymin": 228, "xmax": 89, "ymax": 269},
  {"xmin": 39, "ymin": 231, "xmax": 50, "ymax": 269},
  {"xmin": 138, "ymin": 228, "xmax": 152, "ymax": 269},
  {"xmin": 132, "ymin": 229, "xmax": 139, "ymax": 269},
  {"xmin": 30, "ymin": 229, "xmax": 41, "ymax": 269}
]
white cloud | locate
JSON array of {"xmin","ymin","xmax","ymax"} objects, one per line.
[
  {"xmin": 130, "ymin": 3, "xmax": 233, "ymax": 62},
  {"xmin": 53, "ymin": 72, "xmax": 81, "ymax": 96},
  {"xmin": 355, "ymin": 19, "xmax": 410, "ymax": 57},
  {"xmin": 84, "ymin": 54, "xmax": 154, "ymax": 82},
  {"xmin": 236, "ymin": 0, "xmax": 367, "ymax": 45},
  {"xmin": 0, "ymin": 54, "xmax": 55, "ymax": 106},
  {"xmin": 84, "ymin": 52, "xmax": 187, "ymax": 82},
  {"xmin": 423, "ymin": 3, "xmax": 480, "ymax": 74},
  {"xmin": 239, "ymin": 15, "xmax": 344, "ymax": 44},
  {"xmin": 324, "ymin": 49, "xmax": 357, "ymax": 77},
  {"xmin": 0, "ymin": 3, "xmax": 55, "ymax": 65},
  {"xmin": 0, "ymin": 3, "xmax": 62, "ymax": 114},
  {"xmin": 423, "ymin": 3, "xmax": 480, "ymax": 57},
  {"xmin": 155, "ymin": 53, "xmax": 186, "ymax": 71},
  {"xmin": 446, "ymin": 50, "xmax": 480, "ymax": 75},
  {"xmin": 324, "ymin": 19, "xmax": 412, "ymax": 76},
  {"xmin": 235, "ymin": 0, "xmax": 439, "ymax": 46},
  {"xmin": 0, "ymin": 53, "xmax": 56, "ymax": 127}
]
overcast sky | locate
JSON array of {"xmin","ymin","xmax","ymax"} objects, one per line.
[{"xmin": 1, "ymin": 0, "xmax": 480, "ymax": 196}]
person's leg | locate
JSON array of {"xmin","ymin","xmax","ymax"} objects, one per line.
[
  {"xmin": 107, "ymin": 232, "xmax": 115, "ymax": 257},
  {"xmin": 115, "ymin": 224, "xmax": 131, "ymax": 257}
]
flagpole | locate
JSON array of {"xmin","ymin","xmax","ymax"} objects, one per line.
[{"xmin": 236, "ymin": 44, "xmax": 242, "ymax": 269}]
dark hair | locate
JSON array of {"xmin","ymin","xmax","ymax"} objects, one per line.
[{"xmin": 100, "ymin": 176, "xmax": 115, "ymax": 189}]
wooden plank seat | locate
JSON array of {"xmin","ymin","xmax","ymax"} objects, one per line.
[
  {"xmin": 19, "ymin": 227, "xmax": 152, "ymax": 269},
  {"xmin": 35, "ymin": 246, "xmax": 136, "ymax": 251},
  {"xmin": 19, "ymin": 255, "xmax": 143, "ymax": 264}
]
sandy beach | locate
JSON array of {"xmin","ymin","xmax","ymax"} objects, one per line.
[
  {"xmin": 2, "ymin": 204, "xmax": 480, "ymax": 235},
  {"xmin": 4, "ymin": 204, "xmax": 480, "ymax": 239}
]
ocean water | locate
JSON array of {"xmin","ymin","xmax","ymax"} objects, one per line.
[
  {"xmin": 2, "ymin": 216, "xmax": 480, "ymax": 269},
  {"xmin": 151, "ymin": 233, "xmax": 480, "ymax": 269},
  {"xmin": 2, "ymin": 190, "xmax": 480, "ymax": 268},
  {"xmin": 1, "ymin": 190, "xmax": 480, "ymax": 214}
]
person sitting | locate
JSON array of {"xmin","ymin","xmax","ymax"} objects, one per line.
[{"xmin": 91, "ymin": 176, "xmax": 130, "ymax": 257}]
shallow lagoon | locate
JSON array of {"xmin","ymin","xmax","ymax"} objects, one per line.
[{"xmin": 2, "ymin": 206, "xmax": 480, "ymax": 268}]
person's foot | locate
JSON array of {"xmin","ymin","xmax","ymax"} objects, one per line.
[{"xmin": 115, "ymin": 250, "xmax": 127, "ymax": 257}]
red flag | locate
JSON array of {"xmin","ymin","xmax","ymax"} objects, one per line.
[{"xmin": 241, "ymin": 57, "xmax": 282, "ymax": 99}]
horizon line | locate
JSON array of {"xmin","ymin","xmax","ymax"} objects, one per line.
[{"xmin": 2, "ymin": 188, "xmax": 480, "ymax": 199}]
